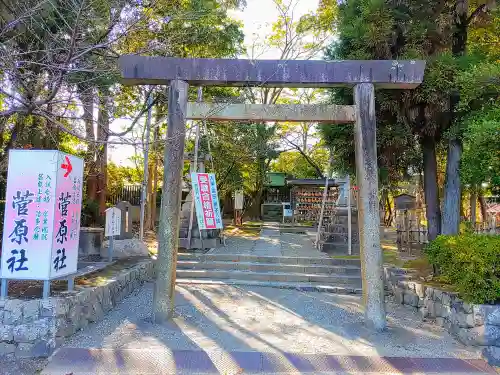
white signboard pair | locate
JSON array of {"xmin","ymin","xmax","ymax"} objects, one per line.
[
  {"xmin": 191, "ymin": 173, "xmax": 223, "ymax": 230},
  {"xmin": 1, "ymin": 150, "xmax": 84, "ymax": 280}
]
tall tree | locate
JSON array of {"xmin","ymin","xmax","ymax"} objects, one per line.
[{"xmin": 441, "ymin": 0, "xmax": 497, "ymax": 234}]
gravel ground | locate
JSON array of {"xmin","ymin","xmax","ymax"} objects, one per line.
[
  {"xmin": 62, "ymin": 282, "xmax": 481, "ymax": 360},
  {"xmin": 0, "ymin": 358, "xmax": 47, "ymax": 375}
]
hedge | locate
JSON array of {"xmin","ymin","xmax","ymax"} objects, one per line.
[{"xmin": 425, "ymin": 234, "xmax": 500, "ymax": 304}]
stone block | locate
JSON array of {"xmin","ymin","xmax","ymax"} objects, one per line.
[
  {"xmin": 460, "ymin": 325, "xmax": 500, "ymax": 346},
  {"xmin": 22, "ymin": 300, "xmax": 40, "ymax": 322},
  {"xmin": 484, "ymin": 306, "xmax": 500, "ymax": 326},
  {"xmin": 457, "ymin": 312, "xmax": 475, "ymax": 328},
  {"xmin": 473, "ymin": 305, "xmax": 486, "ymax": 326},
  {"xmin": 414, "ymin": 283, "xmax": 426, "ymax": 299},
  {"xmin": 394, "ymin": 288, "xmax": 404, "ymax": 304},
  {"xmin": 40, "ymin": 300, "xmax": 55, "ymax": 317},
  {"xmin": 28, "ymin": 339, "xmax": 56, "ymax": 358},
  {"xmin": 13, "ymin": 323, "xmax": 39, "ymax": 342},
  {"xmin": 419, "ymin": 306, "xmax": 429, "ymax": 319},
  {"xmin": 67, "ymin": 303, "xmax": 83, "ymax": 328},
  {"xmin": 441, "ymin": 304, "xmax": 452, "ymax": 319},
  {"xmin": 52, "ymin": 299, "xmax": 70, "ymax": 317},
  {"xmin": 403, "ymin": 291, "xmax": 420, "ymax": 307},
  {"xmin": 55, "ymin": 319, "xmax": 75, "ymax": 338},
  {"xmin": 0, "ymin": 325, "xmax": 13, "ymax": 341},
  {"xmin": 433, "ymin": 289, "xmax": 443, "ymax": 302},
  {"xmin": 461, "ymin": 302, "xmax": 473, "ymax": 314},
  {"xmin": 88, "ymin": 302, "xmax": 104, "ymax": 323},
  {"xmin": 3, "ymin": 300, "xmax": 23, "ymax": 325},
  {"xmin": 425, "ymin": 287, "xmax": 434, "ymax": 299},
  {"xmin": 429, "ymin": 302, "xmax": 443, "ymax": 318},
  {"xmin": 436, "ymin": 317, "xmax": 445, "ymax": 327},
  {"xmin": 0, "ymin": 343, "xmax": 15, "ymax": 356},
  {"xmin": 482, "ymin": 346, "xmax": 500, "ymax": 367},
  {"xmin": 15, "ymin": 343, "xmax": 35, "ymax": 358}
]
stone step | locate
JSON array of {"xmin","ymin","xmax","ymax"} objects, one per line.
[
  {"xmin": 177, "ymin": 260, "xmax": 361, "ymax": 275},
  {"xmin": 177, "ymin": 253, "xmax": 361, "ymax": 266},
  {"xmin": 176, "ymin": 269, "xmax": 361, "ymax": 284},
  {"xmin": 176, "ymin": 278, "xmax": 362, "ymax": 294}
]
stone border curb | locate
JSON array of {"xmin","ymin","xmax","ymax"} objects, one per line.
[
  {"xmin": 385, "ymin": 266, "xmax": 500, "ymax": 366},
  {"xmin": 0, "ymin": 259, "xmax": 155, "ymax": 359}
]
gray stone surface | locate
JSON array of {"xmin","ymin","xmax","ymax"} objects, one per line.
[
  {"xmin": 0, "ymin": 326, "xmax": 12, "ymax": 341},
  {"xmin": 0, "ymin": 358, "xmax": 47, "ymax": 375},
  {"xmin": 483, "ymin": 345, "xmax": 500, "ymax": 366},
  {"xmin": 209, "ymin": 223, "xmax": 330, "ymax": 259},
  {"xmin": 101, "ymin": 238, "xmax": 149, "ymax": 258},
  {"xmin": 13, "ymin": 324, "xmax": 39, "ymax": 342},
  {"xmin": 385, "ymin": 266, "xmax": 500, "ymax": 367},
  {"xmin": 61, "ymin": 283, "xmax": 480, "ymax": 360}
]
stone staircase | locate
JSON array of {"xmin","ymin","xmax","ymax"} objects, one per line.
[{"xmin": 176, "ymin": 253, "xmax": 362, "ymax": 294}]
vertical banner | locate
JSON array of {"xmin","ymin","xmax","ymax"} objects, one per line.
[
  {"xmin": 191, "ymin": 173, "xmax": 223, "ymax": 230},
  {"xmin": 1, "ymin": 150, "xmax": 83, "ymax": 280}
]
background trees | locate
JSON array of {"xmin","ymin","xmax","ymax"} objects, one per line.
[
  {"xmin": 319, "ymin": 0, "xmax": 499, "ymax": 238},
  {"xmin": 0, "ymin": 0, "xmax": 497, "ymax": 232}
]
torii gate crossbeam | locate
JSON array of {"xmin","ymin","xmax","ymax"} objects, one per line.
[{"xmin": 118, "ymin": 56, "xmax": 426, "ymax": 331}]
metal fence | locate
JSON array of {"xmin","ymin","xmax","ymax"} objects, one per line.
[
  {"xmin": 107, "ymin": 185, "xmax": 142, "ymax": 205},
  {"xmin": 107, "ymin": 185, "xmax": 163, "ymax": 207}
]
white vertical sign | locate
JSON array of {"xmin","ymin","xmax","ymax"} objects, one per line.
[
  {"xmin": 1, "ymin": 150, "xmax": 84, "ymax": 280},
  {"xmin": 105, "ymin": 207, "xmax": 121, "ymax": 237}
]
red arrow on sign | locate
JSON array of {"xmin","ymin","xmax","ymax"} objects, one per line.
[{"xmin": 61, "ymin": 156, "xmax": 73, "ymax": 178}]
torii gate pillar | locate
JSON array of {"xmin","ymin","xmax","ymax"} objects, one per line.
[
  {"xmin": 354, "ymin": 83, "xmax": 385, "ymax": 330},
  {"xmin": 153, "ymin": 79, "xmax": 188, "ymax": 322}
]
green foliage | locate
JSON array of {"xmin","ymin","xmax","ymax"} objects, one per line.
[
  {"xmin": 81, "ymin": 199, "xmax": 103, "ymax": 227},
  {"xmin": 425, "ymin": 234, "xmax": 500, "ymax": 304},
  {"xmin": 461, "ymin": 106, "xmax": 500, "ymax": 192},
  {"xmin": 271, "ymin": 149, "xmax": 328, "ymax": 179},
  {"xmin": 107, "ymin": 162, "xmax": 143, "ymax": 199}
]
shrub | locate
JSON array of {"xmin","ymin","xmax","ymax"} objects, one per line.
[{"xmin": 425, "ymin": 234, "xmax": 500, "ymax": 304}]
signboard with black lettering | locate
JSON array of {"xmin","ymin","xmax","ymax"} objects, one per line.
[{"xmin": 0, "ymin": 150, "xmax": 84, "ymax": 280}]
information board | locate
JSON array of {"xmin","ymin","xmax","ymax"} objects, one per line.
[
  {"xmin": 105, "ymin": 207, "xmax": 121, "ymax": 237},
  {"xmin": 1, "ymin": 150, "xmax": 84, "ymax": 280}
]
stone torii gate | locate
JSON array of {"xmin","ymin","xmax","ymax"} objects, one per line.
[{"xmin": 118, "ymin": 56, "xmax": 426, "ymax": 330}]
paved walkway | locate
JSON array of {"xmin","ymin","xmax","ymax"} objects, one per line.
[
  {"xmin": 41, "ymin": 283, "xmax": 497, "ymax": 374},
  {"xmin": 210, "ymin": 223, "xmax": 328, "ymax": 258}
]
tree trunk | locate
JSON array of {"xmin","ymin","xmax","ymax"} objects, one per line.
[
  {"xmin": 441, "ymin": 137, "xmax": 462, "ymax": 234},
  {"xmin": 79, "ymin": 84, "xmax": 96, "ymax": 200},
  {"xmin": 386, "ymin": 193, "xmax": 392, "ymax": 226},
  {"xmin": 380, "ymin": 189, "xmax": 388, "ymax": 226},
  {"xmin": 442, "ymin": 0, "xmax": 468, "ymax": 235},
  {"xmin": 470, "ymin": 188, "xmax": 477, "ymax": 227},
  {"xmin": 421, "ymin": 135, "xmax": 441, "ymax": 241},
  {"xmin": 478, "ymin": 191, "xmax": 488, "ymax": 222},
  {"xmin": 96, "ymin": 88, "xmax": 110, "ymax": 214},
  {"xmin": 148, "ymin": 116, "xmax": 161, "ymax": 231}
]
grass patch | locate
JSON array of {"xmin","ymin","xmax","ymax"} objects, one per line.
[
  {"xmin": 76, "ymin": 258, "xmax": 147, "ymax": 288},
  {"xmin": 330, "ymin": 255, "xmax": 360, "ymax": 259},
  {"xmin": 224, "ymin": 225, "xmax": 261, "ymax": 238},
  {"xmin": 241, "ymin": 221, "xmax": 263, "ymax": 228}
]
